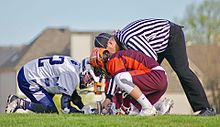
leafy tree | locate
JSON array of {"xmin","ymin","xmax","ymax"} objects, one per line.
[{"xmin": 180, "ymin": 0, "xmax": 220, "ymax": 45}]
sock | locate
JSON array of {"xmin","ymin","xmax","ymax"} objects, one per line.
[{"xmin": 136, "ymin": 94, "xmax": 153, "ymax": 109}]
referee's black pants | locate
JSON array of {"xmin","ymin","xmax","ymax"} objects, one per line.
[{"xmin": 157, "ymin": 22, "xmax": 211, "ymax": 112}]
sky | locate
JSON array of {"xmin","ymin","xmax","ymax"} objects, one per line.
[{"xmin": 0, "ymin": 0, "xmax": 203, "ymax": 46}]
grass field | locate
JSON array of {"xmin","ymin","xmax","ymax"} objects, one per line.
[{"xmin": 0, "ymin": 113, "xmax": 219, "ymax": 127}]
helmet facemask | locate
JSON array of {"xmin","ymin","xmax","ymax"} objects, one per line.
[
  {"xmin": 90, "ymin": 48, "xmax": 110, "ymax": 77},
  {"xmin": 80, "ymin": 57, "xmax": 100, "ymax": 89}
]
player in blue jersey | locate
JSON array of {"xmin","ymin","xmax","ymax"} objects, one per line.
[{"xmin": 5, "ymin": 56, "xmax": 98, "ymax": 114}]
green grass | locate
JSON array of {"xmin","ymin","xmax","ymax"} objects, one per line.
[{"xmin": 0, "ymin": 114, "xmax": 219, "ymax": 127}]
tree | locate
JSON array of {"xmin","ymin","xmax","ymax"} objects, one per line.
[{"xmin": 180, "ymin": 0, "xmax": 220, "ymax": 45}]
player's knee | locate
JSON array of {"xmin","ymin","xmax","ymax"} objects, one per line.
[
  {"xmin": 114, "ymin": 72, "xmax": 132, "ymax": 86},
  {"xmin": 114, "ymin": 72, "xmax": 134, "ymax": 93}
]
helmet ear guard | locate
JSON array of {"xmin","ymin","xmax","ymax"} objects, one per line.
[{"xmin": 102, "ymin": 50, "xmax": 110, "ymax": 64}]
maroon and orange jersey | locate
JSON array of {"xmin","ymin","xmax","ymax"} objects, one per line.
[{"xmin": 107, "ymin": 50, "xmax": 160, "ymax": 76}]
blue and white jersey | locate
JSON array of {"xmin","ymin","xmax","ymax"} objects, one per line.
[{"xmin": 23, "ymin": 55, "xmax": 80, "ymax": 96}]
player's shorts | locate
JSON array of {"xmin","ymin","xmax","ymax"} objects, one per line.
[{"xmin": 131, "ymin": 68, "xmax": 167, "ymax": 104}]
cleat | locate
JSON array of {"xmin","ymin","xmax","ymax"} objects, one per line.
[
  {"xmin": 5, "ymin": 99, "xmax": 20, "ymax": 113},
  {"xmin": 5, "ymin": 95, "xmax": 21, "ymax": 113},
  {"xmin": 154, "ymin": 98, "xmax": 174, "ymax": 115},
  {"xmin": 6, "ymin": 95, "xmax": 19, "ymax": 104},
  {"xmin": 128, "ymin": 105, "xmax": 139, "ymax": 115},
  {"xmin": 139, "ymin": 107, "xmax": 157, "ymax": 116},
  {"xmin": 198, "ymin": 108, "xmax": 216, "ymax": 116}
]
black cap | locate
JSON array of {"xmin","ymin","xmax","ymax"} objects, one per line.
[{"xmin": 94, "ymin": 33, "xmax": 112, "ymax": 48}]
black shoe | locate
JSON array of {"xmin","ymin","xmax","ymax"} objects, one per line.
[
  {"xmin": 198, "ymin": 108, "xmax": 216, "ymax": 116},
  {"xmin": 6, "ymin": 95, "xmax": 19, "ymax": 104},
  {"xmin": 5, "ymin": 95, "xmax": 21, "ymax": 113}
]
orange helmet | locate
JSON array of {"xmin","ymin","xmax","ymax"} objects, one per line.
[{"xmin": 90, "ymin": 48, "xmax": 109, "ymax": 68}]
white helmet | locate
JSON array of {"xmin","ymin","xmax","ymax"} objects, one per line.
[{"xmin": 80, "ymin": 57, "xmax": 100, "ymax": 89}]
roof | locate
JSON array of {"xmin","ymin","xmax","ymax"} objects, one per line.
[
  {"xmin": 0, "ymin": 45, "xmax": 27, "ymax": 71},
  {"xmin": 15, "ymin": 27, "xmax": 71, "ymax": 70}
]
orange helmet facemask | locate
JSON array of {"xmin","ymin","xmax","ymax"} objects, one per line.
[{"xmin": 90, "ymin": 47, "xmax": 110, "ymax": 69}]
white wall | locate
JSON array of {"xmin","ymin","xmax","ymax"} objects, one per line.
[
  {"xmin": 0, "ymin": 72, "xmax": 16, "ymax": 112},
  {"xmin": 70, "ymin": 33, "xmax": 92, "ymax": 62}
]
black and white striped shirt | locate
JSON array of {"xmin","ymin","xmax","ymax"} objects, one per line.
[{"xmin": 115, "ymin": 18, "xmax": 171, "ymax": 61}]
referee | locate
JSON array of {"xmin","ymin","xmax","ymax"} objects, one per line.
[{"xmin": 94, "ymin": 18, "xmax": 215, "ymax": 116}]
